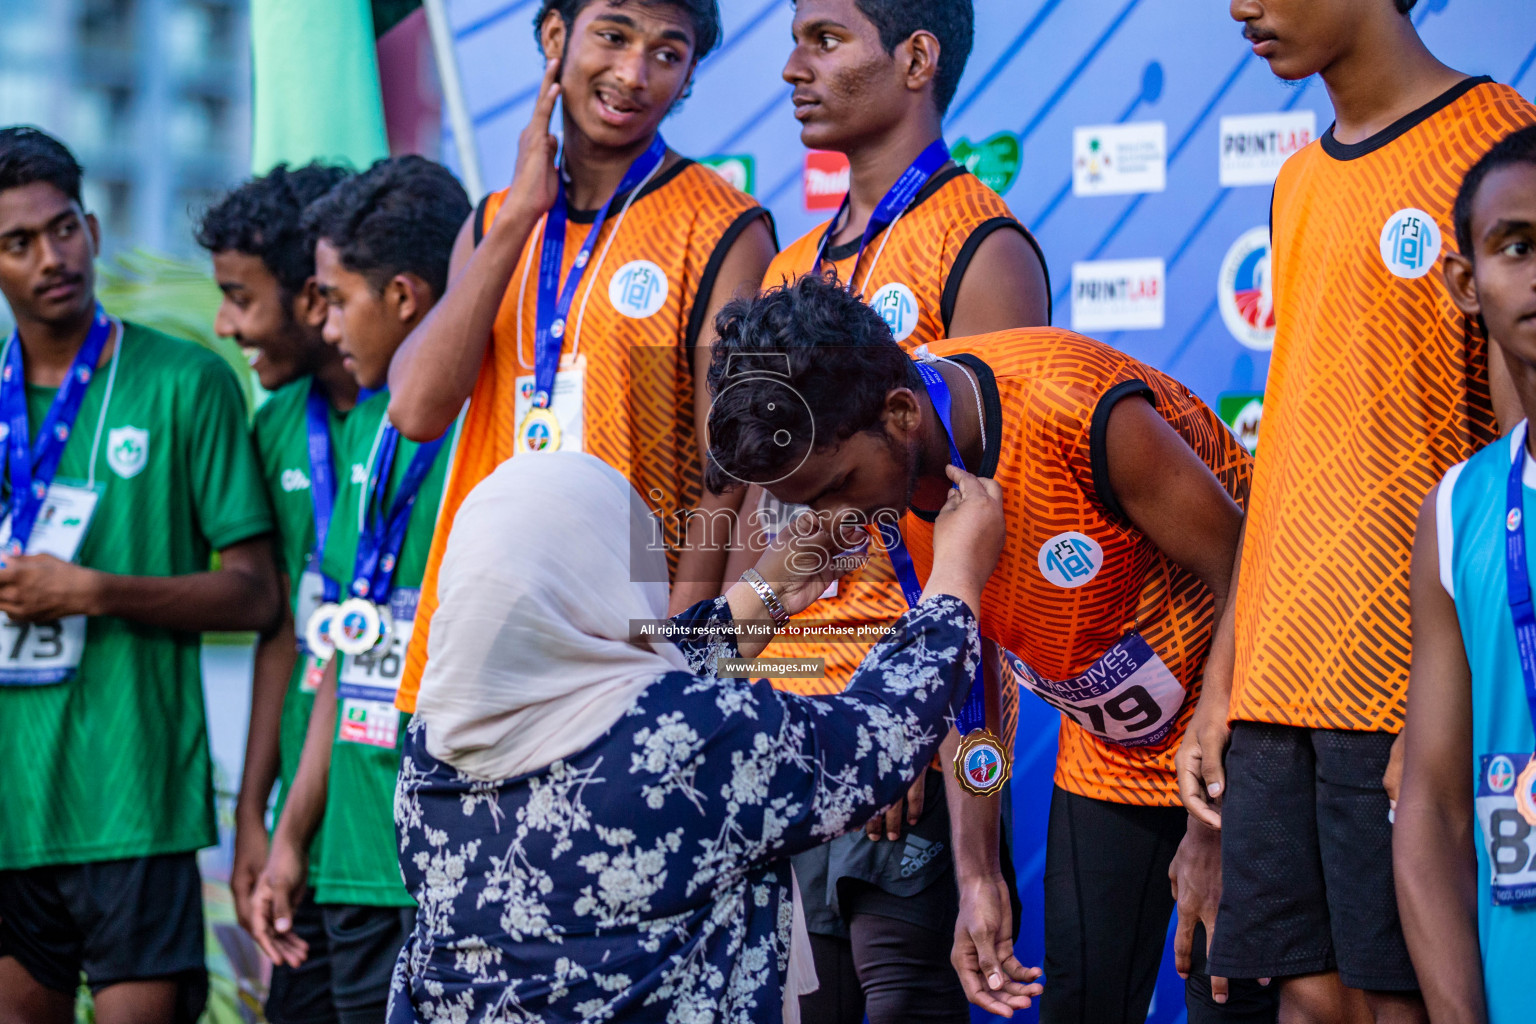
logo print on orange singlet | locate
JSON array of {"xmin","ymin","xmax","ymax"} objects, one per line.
[
  {"xmin": 609, "ymin": 260, "xmax": 669, "ymax": 319},
  {"xmin": 869, "ymin": 282, "xmax": 920, "ymax": 342},
  {"xmin": 1038, "ymin": 531, "xmax": 1103, "ymax": 589},
  {"xmin": 1379, "ymin": 207, "xmax": 1442, "ymax": 280}
]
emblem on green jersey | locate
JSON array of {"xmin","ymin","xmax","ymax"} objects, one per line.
[
  {"xmin": 700, "ymin": 154, "xmax": 756, "ymax": 195},
  {"xmin": 951, "ymin": 132, "xmax": 1022, "ymax": 196},
  {"xmin": 106, "ymin": 425, "xmax": 149, "ymax": 479}
]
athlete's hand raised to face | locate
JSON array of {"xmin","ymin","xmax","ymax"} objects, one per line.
[{"xmin": 505, "ymin": 58, "xmax": 562, "ymax": 221}]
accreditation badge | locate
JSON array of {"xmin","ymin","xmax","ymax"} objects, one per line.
[
  {"xmin": 953, "ymin": 729, "xmax": 1011, "ymax": 797},
  {"xmin": 332, "ymin": 596, "xmax": 390, "ymax": 657},
  {"xmin": 0, "ymin": 480, "xmax": 99, "ymax": 687},
  {"xmin": 513, "ymin": 354, "xmax": 586, "ymax": 453}
]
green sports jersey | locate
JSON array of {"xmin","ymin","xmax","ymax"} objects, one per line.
[
  {"xmin": 251, "ymin": 376, "xmax": 357, "ymax": 822},
  {"xmin": 0, "ymin": 321, "xmax": 274, "ymax": 869},
  {"xmin": 314, "ymin": 390, "xmax": 453, "ymax": 906}
]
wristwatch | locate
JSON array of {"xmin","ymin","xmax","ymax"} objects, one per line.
[{"xmin": 740, "ymin": 568, "xmax": 790, "ymax": 628}]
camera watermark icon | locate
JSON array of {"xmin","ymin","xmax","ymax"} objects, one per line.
[{"xmin": 706, "ymin": 352, "xmax": 817, "ymax": 489}]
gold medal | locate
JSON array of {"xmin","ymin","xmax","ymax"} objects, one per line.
[
  {"xmin": 1516, "ymin": 756, "xmax": 1536, "ymax": 827},
  {"xmin": 953, "ymin": 729, "xmax": 1011, "ymax": 797},
  {"xmin": 516, "ymin": 406, "xmax": 562, "ymax": 453}
]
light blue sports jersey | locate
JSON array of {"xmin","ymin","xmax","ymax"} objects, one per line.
[{"xmin": 1439, "ymin": 422, "xmax": 1536, "ymax": 1022}]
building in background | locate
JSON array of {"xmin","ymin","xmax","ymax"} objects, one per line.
[{"xmin": 0, "ymin": 0, "xmax": 251, "ymax": 260}]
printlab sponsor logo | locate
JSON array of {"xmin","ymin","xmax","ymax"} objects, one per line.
[
  {"xmin": 1072, "ymin": 122, "xmax": 1166, "ymax": 197},
  {"xmin": 1380, "ymin": 207, "xmax": 1442, "ymax": 279},
  {"xmin": 1218, "ymin": 227, "xmax": 1275, "ymax": 351},
  {"xmin": 1218, "ymin": 111, "xmax": 1316, "ymax": 187},
  {"xmin": 106, "ymin": 425, "xmax": 148, "ymax": 479},
  {"xmin": 869, "ymin": 282, "xmax": 920, "ymax": 342},
  {"xmin": 1038, "ymin": 531, "xmax": 1103, "ymax": 589},
  {"xmin": 700, "ymin": 154, "xmax": 755, "ymax": 195},
  {"xmin": 803, "ymin": 150, "xmax": 850, "ymax": 212},
  {"xmin": 280, "ymin": 468, "xmax": 312, "ymax": 492},
  {"xmin": 1070, "ymin": 258, "xmax": 1165, "ymax": 332},
  {"xmin": 609, "ymin": 259, "xmax": 668, "ymax": 318},
  {"xmin": 951, "ymin": 131, "xmax": 1022, "ymax": 195}
]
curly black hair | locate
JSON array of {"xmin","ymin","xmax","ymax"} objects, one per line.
[
  {"xmin": 534, "ymin": 0, "xmax": 722, "ymax": 61},
  {"xmin": 300, "ymin": 156, "xmax": 470, "ymax": 300},
  {"xmin": 196, "ymin": 163, "xmax": 352, "ymax": 297},
  {"xmin": 704, "ymin": 272, "xmax": 921, "ymax": 494},
  {"xmin": 795, "ymin": 0, "xmax": 974, "ymax": 114},
  {"xmin": 1453, "ymin": 124, "xmax": 1536, "ymax": 263},
  {"xmin": 0, "ymin": 126, "xmax": 83, "ymax": 206}
]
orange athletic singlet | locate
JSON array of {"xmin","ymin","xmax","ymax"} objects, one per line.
[
  {"xmin": 901, "ymin": 330, "xmax": 1252, "ymax": 806},
  {"xmin": 1230, "ymin": 79, "xmax": 1536, "ymax": 733},
  {"xmin": 759, "ymin": 165, "xmax": 1046, "ymax": 700},
  {"xmin": 397, "ymin": 160, "xmax": 767, "ymax": 711}
]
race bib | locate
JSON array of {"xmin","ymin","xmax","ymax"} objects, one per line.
[
  {"xmin": 514, "ymin": 355, "xmax": 585, "ymax": 453},
  {"xmin": 0, "ymin": 481, "xmax": 99, "ymax": 687},
  {"xmin": 1004, "ymin": 633, "xmax": 1186, "ymax": 747},
  {"xmin": 1475, "ymin": 753, "xmax": 1536, "ymax": 906},
  {"xmin": 338, "ymin": 588, "xmax": 416, "ymax": 705},
  {"xmin": 338, "ymin": 697, "xmax": 400, "ymax": 749}
]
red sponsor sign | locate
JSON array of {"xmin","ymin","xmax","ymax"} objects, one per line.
[{"xmin": 803, "ymin": 150, "xmax": 850, "ymax": 211}]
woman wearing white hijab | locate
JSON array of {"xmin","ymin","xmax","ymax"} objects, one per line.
[{"xmin": 389, "ymin": 451, "xmax": 1015, "ymax": 1023}]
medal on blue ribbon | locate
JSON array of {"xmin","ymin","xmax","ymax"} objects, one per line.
[
  {"xmin": 333, "ymin": 422, "xmax": 446, "ymax": 657},
  {"xmin": 301, "ymin": 383, "xmax": 344, "ymax": 661},
  {"xmin": 1502, "ymin": 422, "xmax": 1536, "ymax": 825},
  {"xmin": 811, "ymin": 138, "xmax": 949, "ymax": 285},
  {"xmin": 879, "ymin": 358, "xmax": 1008, "ymax": 797},
  {"xmin": 0, "ymin": 306, "xmax": 110, "ymax": 557},
  {"xmin": 516, "ymin": 134, "xmax": 668, "ymax": 451}
]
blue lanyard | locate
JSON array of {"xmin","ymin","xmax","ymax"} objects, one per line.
[
  {"xmin": 1503, "ymin": 422, "xmax": 1536, "ymax": 745},
  {"xmin": 304, "ymin": 383, "xmax": 340, "ymax": 603},
  {"xmin": 349, "ymin": 425, "xmax": 446, "ymax": 603},
  {"xmin": 531, "ymin": 134, "xmax": 668, "ymax": 406},
  {"xmin": 878, "ymin": 359, "xmax": 988, "ymax": 735},
  {"xmin": 0, "ymin": 306, "xmax": 110, "ymax": 555},
  {"xmin": 811, "ymin": 139, "xmax": 950, "ymax": 280}
]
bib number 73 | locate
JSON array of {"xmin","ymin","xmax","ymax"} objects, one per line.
[{"xmin": 0, "ymin": 614, "xmax": 87, "ymax": 686}]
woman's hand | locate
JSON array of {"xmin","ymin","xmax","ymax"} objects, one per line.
[
  {"xmin": 750, "ymin": 506, "xmax": 866, "ymax": 618},
  {"xmin": 920, "ymin": 466, "xmax": 1006, "ymax": 614}
]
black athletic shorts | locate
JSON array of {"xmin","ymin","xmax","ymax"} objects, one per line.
[
  {"xmin": 319, "ymin": 903, "xmax": 415, "ymax": 1024},
  {"xmin": 0, "ymin": 850, "xmax": 207, "ymax": 1020},
  {"xmin": 1208, "ymin": 722, "xmax": 1419, "ymax": 991},
  {"xmin": 1040, "ymin": 787, "xmax": 1276, "ymax": 1024},
  {"xmin": 267, "ymin": 893, "xmax": 336, "ymax": 1024}
]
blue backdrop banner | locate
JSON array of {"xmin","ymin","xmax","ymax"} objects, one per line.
[{"xmin": 438, "ymin": 2, "xmax": 1536, "ymax": 1020}]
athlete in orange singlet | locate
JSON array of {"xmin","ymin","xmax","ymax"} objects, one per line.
[
  {"xmin": 387, "ymin": 0, "xmax": 777, "ymax": 716},
  {"xmin": 731, "ymin": 3, "xmax": 1049, "ymax": 1020},
  {"xmin": 706, "ymin": 274, "xmax": 1274, "ymax": 1024}
]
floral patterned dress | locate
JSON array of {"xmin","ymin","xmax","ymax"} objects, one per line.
[{"xmin": 388, "ymin": 593, "xmax": 978, "ymax": 1023}]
